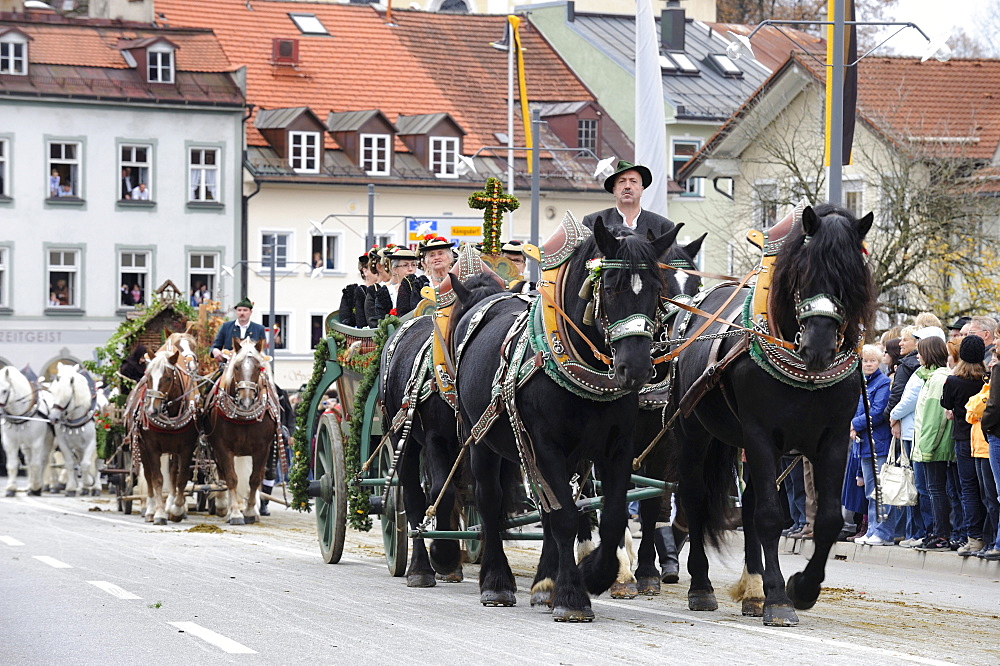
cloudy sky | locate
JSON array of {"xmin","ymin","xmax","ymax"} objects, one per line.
[{"xmin": 879, "ymin": 0, "xmax": 986, "ymax": 56}]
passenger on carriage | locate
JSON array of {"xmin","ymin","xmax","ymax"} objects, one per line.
[
  {"xmin": 210, "ymin": 298, "xmax": 266, "ymax": 362},
  {"xmin": 501, "ymin": 239, "xmax": 535, "ymax": 293},
  {"xmin": 119, "ymin": 344, "xmax": 148, "ymax": 384},
  {"xmin": 418, "ymin": 234, "xmax": 456, "ymax": 288},
  {"xmin": 338, "ymin": 250, "xmax": 380, "ymax": 327},
  {"xmin": 582, "ymin": 159, "xmax": 675, "ymax": 237}
]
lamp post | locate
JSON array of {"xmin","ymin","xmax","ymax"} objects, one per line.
[{"xmin": 725, "ymin": 9, "xmax": 949, "ymax": 203}]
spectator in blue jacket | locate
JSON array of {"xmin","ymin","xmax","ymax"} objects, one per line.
[{"xmin": 851, "ymin": 344, "xmax": 901, "ymax": 545}]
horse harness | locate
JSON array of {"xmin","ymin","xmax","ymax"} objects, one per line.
[{"xmin": 0, "ymin": 380, "xmax": 52, "ymax": 430}]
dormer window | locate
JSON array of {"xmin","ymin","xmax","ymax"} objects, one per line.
[
  {"xmin": 147, "ymin": 43, "xmax": 174, "ymax": 83},
  {"xmin": 0, "ymin": 30, "xmax": 29, "ymax": 76},
  {"xmin": 360, "ymin": 134, "xmax": 390, "ymax": 176},
  {"xmin": 430, "ymin": 137, "xmax": 458, "ymax": 178},
  {"xmin": 289, "ymin": 131, "xmax": 320, "ymax": 174}
]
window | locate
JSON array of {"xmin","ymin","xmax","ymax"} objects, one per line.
[
  {"xmin": 189, "ymin": 148, "xmax": 219, "ymax": 202},
  {"xmin": 375, "ymin": 233, "xmax": 394, "ymax": 247},
  {"xmin": 147, "ymin": 45, "xmax": 174, "ymax": 83},
  {"xmin": 755, "ymin": 183, "xmax": 780, "ymax": 231},
  {"xmin": 261, "ymin": 233, "xmax": 289, "ymax": 269},
  {"xmin": 118, "ymin": 251, "xmax": 150, "ymax": 308},
  {"xmin": 189, "ymin": 252, "xmax": 219, "ymax": 306},
  {"xmin": 289, "ymin": 131, "xmax": 320, "ymax": 174},
  {"xmin": 261, "ymin": 313, "xmax": 288, "ymax": 350},
  {"xmin": 48, "ymin": 142, "xmax": 81, "ymax": 199},
  {"xmin": 707, "ymin": 54, "xmax": 743, "ymax": 78},
  {"xmin": 311, "ymin": 314, "xmax": 325, "ymax": 349},
  {"xmin": 577, "ymin": 119, "xmax": 597, "ymax": 152},
  {"xmin": 430, "ymin": 137, "xmax": 458, "ymax": 178},
  {"xmin": 844, "ymin": 180, "xmax": 865, "ymax": 218},
  {"xmin": 0, "ymin": 35, "xmax": 27, "ymax": 75},
  {"xmin": 120, "ymin": 144, "xmax": 152, "ymax": 200},
  {"xmin": 0, "ymin": 247, "xmax": 8, "ymax": 308},
  {"xmin": 669, "ymin": 52, "xmax": 700, "ymax": 74},
  {"xmin": 360, "ymin": 134, "xmax": 390, "ymax": 176},
  {"xmin": 672, "ymin": 139, "xmax": 702, "ymax": 196},
  {"xmin": 289, "ymin": 13, "xmax": 328, "ymax": 35},
  {"xmin": 47, "ymin": 249, "xmax": 79, "ymax": 308},
  {"xmin": 311, "ymin": 233, "xmax": 340, "ymax": 271},
  {"xmin": 0, "ymin": 138, "xmax": 7, "ymax": 197}
]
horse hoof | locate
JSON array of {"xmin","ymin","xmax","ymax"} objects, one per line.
[
  {"xmin": 742, "ymin": 598, "xmax": 765, "ymax": 617},
  {"xmin": 92, "ymin": 488, "xmax": 102, "ymax": 497},
  {"xmin": 244, "ymin": 515, "xmax": 257, "ymax": 524},
  {"xmin": 168, "ymin": 513, "xmax": 185, "ymax": 523},
  {"xmin": 480, "ymin": 590, "xmax": 516, "ymax": 607},
  {"xmin": 54, "ymin": 483, "xmax": 66, "ymax": 492},
  {"xmin": 153, "ymin": 517, "xmax": 167, "ymax": 526},
  {"xmin": 228, "ymin": 516, "xmax": 245, "ymax": 526},
  {"xmin": 636, "ymin": 577, "xmax": 661, "ymax": 595},
  {"xmin": 406, "ymin": 573, "xmax": 437, "ymax": 588},
  {"xmin": 688, "ymin": 589, "xmax": 718, "ymax": 611},
  {"xmin": 28, "ymin": 489, "xmax": 41, "ymax": 497},
  {"xmin": 65, "ymin": 490, "xmax": 77, "ymax": 497},
  {"xmin": 4, "ymin": 490, "xmax": 15, "ymax": 498},
  {"xmin": 530, "ymin": 590, "xmax": 553, "ymax": 608},
  {"xmin": 786, "ymin": 572, "xmax": 819, "ymax": 610},
  {"xmin": 435, "ymin": 570, "xmax": 463, "ymax": 583},
  {"xmin": 553, "ymin": 606, "xmax": 595, "ymax": 622},
  {"xmin": 144, "ymin": 513, "xmax": 154, "ymax": 523},
  {"xmin": 610, "ymin": 581, "xmax": 638, "ymax": 599},
  {"xmin": 763, "ymin": 604, "xmax": 799, "ymax": 627}
]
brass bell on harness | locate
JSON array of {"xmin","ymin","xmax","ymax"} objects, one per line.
[
  {"xmin": 582, "ymin": 300, "xmax": 596, "ymax": 326},
  {"xmin": 578, "ymin": 275, "xmax": 594, "ymax": 301}
]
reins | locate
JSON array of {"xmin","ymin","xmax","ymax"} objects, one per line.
[{"xmin": 535, "ymin": 281, "xmax": 612, "ymax": 365}]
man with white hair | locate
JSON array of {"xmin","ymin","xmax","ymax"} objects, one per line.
[{"xmin": 965, "ymin": 316, "xmax": 997, "ymax": 363}]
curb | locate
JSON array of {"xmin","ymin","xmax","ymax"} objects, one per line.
[{"xmin": 780, "ymin": 536, "xmax": 1000, "ymax": 579}]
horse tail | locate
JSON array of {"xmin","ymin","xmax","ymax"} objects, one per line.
[{"xmin": 699, "ymin": 439, "xmax": 741, "ymax": 550}]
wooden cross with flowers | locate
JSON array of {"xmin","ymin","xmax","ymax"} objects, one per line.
[{"xmin": 468, "ymin": 177, "xmax": 519, "ymax": 255}]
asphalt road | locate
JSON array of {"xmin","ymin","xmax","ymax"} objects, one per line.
[{"xmin": 1, "ymin": 492, "xmax": 998, "ymax": 665}]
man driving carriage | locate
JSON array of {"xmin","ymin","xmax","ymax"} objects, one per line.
[
  {"xmin": 210, "ymin": 298, "xmax": 266, "ymax": 362},
  {"xmin": 582, "ymin": 160, "xmax": 676, "ymax": 237}
]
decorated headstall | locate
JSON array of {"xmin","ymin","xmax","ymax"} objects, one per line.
[{"xmin": 579, "ymin": 257, "xmax": 659, "ymax": 344}]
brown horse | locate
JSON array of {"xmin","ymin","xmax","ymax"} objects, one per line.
[
  {"xmin": 124, "ymin": 347, "xmax": 201, "ymax": 525},
  {"xmin": 201, "ymin": 338, "xmax": 280, "ymax": 525}
]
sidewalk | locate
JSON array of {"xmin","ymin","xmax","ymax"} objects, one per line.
[{"xmin": 780, "ymin": 535, "xmax": 1000, "ymax": 579}]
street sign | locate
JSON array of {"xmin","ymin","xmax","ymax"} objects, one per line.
[
  {"xmin": 408, "ymin": 219, "xmax": 437, "ymax": 241},
  {"xmin": 450, "ymin": 225, "xmax": 481, "ymax": 238}
]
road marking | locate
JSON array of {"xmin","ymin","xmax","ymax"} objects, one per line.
[
  {"xmin": 87, "ymin": 581, "xmax": 142, "ymax": 599},
  {"xmin": 33, "ymin": 555, "xmax": 72, "ymax": 568},
  {"xmin": 0, "ymin": 535, "xmax": 25, "ymax": 546},
  {"xmin": 167, "ymin": 622, "xmax": 256, "ymax": 654},
  {"xmin": 592, "ymin": 598, "xmax": 952, "ymax": 665}
]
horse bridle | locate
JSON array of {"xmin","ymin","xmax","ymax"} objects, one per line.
[
  {"xmin": 793, "ymin": 290, "xmax": 848, "ymax": 351},
  {"xmin": 145, "ymin": 362, "xmax": 183, "ymax": 415},
  {"xmin": 584, "ymin": 258, "xmax": 663, "ymax": 358}
]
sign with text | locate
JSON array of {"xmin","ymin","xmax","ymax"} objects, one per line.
[
  {"xmin": 450, "ymin": 225, "xmax": 481, "ymax": 238},
  {"xmin": 408, "ymin": 219, "xmax": 437, "ymax": 241}
]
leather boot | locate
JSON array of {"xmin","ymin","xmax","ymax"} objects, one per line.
[
  {"xmin": 259, "ymin": 481, "xmax": 274, "ymax": 517},
  {"xmin": 653, "ymin": 525, "xmax": 679, "ymax": 584}
]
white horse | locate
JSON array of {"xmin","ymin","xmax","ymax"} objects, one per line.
[
  {"xmin": 0, "ymin": 366, "xmax": 56, "ymax": 496},
  {"xmin": 48, "ymin": 364, "xmax": 101, "ymax": 496}
]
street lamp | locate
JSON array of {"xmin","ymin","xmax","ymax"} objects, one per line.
[{"xmin": 726, "ymin": 6, "xmax": 949, "ymax": 203}]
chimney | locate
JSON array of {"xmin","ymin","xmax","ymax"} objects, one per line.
[
  {"xmin": 660, "ymin": 1, "xmax": 685, "ymax": 52},
  {"xmin": 566, "ymin": 1, "xmax": 574, "ymax": 23}
]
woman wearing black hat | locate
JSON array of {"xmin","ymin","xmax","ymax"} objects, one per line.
[
  {"xmin": 941, "ymin": 334, "xmax": 989, "ymax": 554},
  {"xmin": 418, "ymin": 235, "xmax": 455, "ymax": 287}
]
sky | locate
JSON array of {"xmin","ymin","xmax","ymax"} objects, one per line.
[{"xmin": 878, "ymin": 0, "xmax": 988, "ymax": 56}]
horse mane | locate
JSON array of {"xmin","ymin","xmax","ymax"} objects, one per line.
[
  {"xmin": 220, "ymin": 340, "xmax": 270, "ymax": 392},
  {"xmin": 162, "ymin": 332, "xmax": 196, "ymax": 352},
  {"xmin": 770, "ymin": 203, "xmax": 875, "ymax": 348},
  {"xmin": 570, "ymin": 228, "xmax": 665, "ymax": 293},
  {"xmin": 445, "ymin": 272, "xmax": 505, "ymax": 344}
]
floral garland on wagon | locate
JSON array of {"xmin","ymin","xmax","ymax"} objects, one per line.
[{"xmin": 289, "ymin": 315, "xmax": 400, "ymax": 532}]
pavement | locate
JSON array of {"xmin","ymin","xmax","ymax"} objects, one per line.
[{"xmin": 780, "ymin": 534, "xmax": 1000, "ymax": 579}]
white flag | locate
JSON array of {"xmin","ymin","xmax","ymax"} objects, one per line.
[{"xmin": 635, "ymin": 0, "xmax": 668, "ymax": 217}]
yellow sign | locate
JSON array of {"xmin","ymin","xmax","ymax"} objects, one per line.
[{"xmin": 450, "ymin": 226, "xmax": 481, "ymax": 237}]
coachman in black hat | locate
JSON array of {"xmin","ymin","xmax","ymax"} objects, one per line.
[{"xmin": 582, "ymin": 159, "xmax": 675, "ymax": 237}]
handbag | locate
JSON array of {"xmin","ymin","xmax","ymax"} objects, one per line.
[{"xmin": 877, "ymin": 437, "xmax": 918, "ymax": 506}]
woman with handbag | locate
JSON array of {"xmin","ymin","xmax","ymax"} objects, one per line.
[
  {"xmin": 942, "ymin": 334, "xmax": 990, "ymax": 554},
  {"xmin": 850, "ymin": 345, "xmax": 900, "ymax": 545}
]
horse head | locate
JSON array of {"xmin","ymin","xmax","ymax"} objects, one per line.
[
  {"xmin": 448, "ymin": 272, "xmax": 507, "ymax": 345},
  {"xmin": 49, "ymin": 363, "xmax": 89, "ymax": 420},
  {"xmin": 144, "ymin": 349, "xmax": 183, "ymax": 417},
  {"xmin": 225, "ymin": 338, "xmax": 270, "ymax": 411},
  {"xmin": 661, "ymin": 230, "xmax": 707, "ymax": 299},
  {"xmin": 770, "ymin": 203, "xmax": 875, "ymax": 372},
  {"xmin": 0, "ymin": 366, "xmax": 15, "ymax": 409},
  {"xmin": 585, "ymin": 218, "xmax": 680, "ymax": 391},
  {"xmin": 162, "ymin": 332, "xmax": 199, "ymax": 374}
]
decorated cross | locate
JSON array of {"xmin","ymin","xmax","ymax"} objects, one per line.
[{"xmin": 468, "ymin": 177, "xmax": 519, "ymax": 255}]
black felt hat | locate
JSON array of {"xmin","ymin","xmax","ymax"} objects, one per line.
[
  {"xmin": 501, "ymin": 240, "xmax": 525, "ymax": 254},
  {"xmin": 948, "ymin": 316, "xmax": 972, "ymax": 331},
  {"xmin": 418, "ymin": 235, "xmax": 455, "ymax": 253},
  {"xmin": 603, "ymin": 159, "xmax": 653, "ymax": 193}
]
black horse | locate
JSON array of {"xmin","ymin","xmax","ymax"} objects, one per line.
[
  {"xmin": 454, "ymin": 219, "xmax": 678, "ymax": 621},
  {"xmin": 672, "ymin": 203, "xmax": 874, "ymax": 626},
  {"xmin": 379, "ymin": 273, "xmax": 505, "ymax": 587}
]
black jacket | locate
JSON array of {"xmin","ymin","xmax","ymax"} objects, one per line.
[
  {"xmin": 581, "ymin": 207, "xmax": 675, "ymax": 238},
  {"xmin": 884, "ymin": 350, "xmax": 921, "ymax": 422},
  {"xmin": 979, "ymin": 364, "xmax": 1000, "ymax": 438}
]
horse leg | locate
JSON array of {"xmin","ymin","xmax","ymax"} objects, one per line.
[
  {"xmin": 577, "ymin": 454, "xmax": 631, "ymax": 603},
  {"xmin": 150, "ymin": 453, "xmax": 170, "ymax": 525},
  {"xmin": 57, "ymin": 434, "xmax": 80, "ymax": 497},
  {"xmin": 400, "ymin": 436, "xmax": 435, "ymax": 587},
  {"xmin": 81, "ymin": 426, "xmax": 99, "ymax": 496},
  {"xmin": 730, "ymin": 477, "xmax": 765, "ymax": 617},
  {"xmin": 168, "ymin": 443, "xmax": 196, "ymax": 522},
  {"xmin": 425, "ymin": 429, "xmax": 462, "ymax": 581},
  {"xmin": 212, "ymin": 447, "xmax": 240, "ymax": 524},
  {"xmin": 471, "ymin": 448, "xmax": 516, "ymax": 607},
  {"xmin": 786, "ymin": 444, "xmax": 846, "ymax": 612},
  {"xmin": 609, "ymin": 527, "xmax": 639, "ymax": 599},
  {"xmin": 678, "ymin": 432, "xmax": 718, "ymax": 612},
  {"xmin": 2, "ymin": 431, "xmax": 18, "ymax": 496},
  {"xmin": 243, "ymin": 449, "xmax": 266, "ymax": 524},
  {"xmin": 26, "ymin": 427, "xmax": 53, "ymax": 495},
  {"xmin": 228, "ymin": 454, "xmax": 254, "ymax": 525},
  {"xmin": 635, "ymin": 494, "xmax": 664, "ymax": 594}
]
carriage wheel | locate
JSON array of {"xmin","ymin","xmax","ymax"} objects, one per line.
[
  {"xmin": 118, "ymin": 447, "xmax": 135, "ymax": 515},
  {"xmin": 379, "ymin": 445, "xmax": 408, "ymax": 577},
  {"xmin": 314, "ymin": 414, "xmax": 347, "ymax": 565},
  {"xmin": 462, "ymin": 500, "xmax": 483, "ymax": 565}
]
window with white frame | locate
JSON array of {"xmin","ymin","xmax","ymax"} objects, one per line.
[
  {"xmin": 261, "ymin": 233, "xmax": 289, "ymax": 269},
  {"xmin": 289, "ymin": 131, "xmax": 320, "ymax": 174},
  {"xmin": 360, "ymin": 134, "xmax": 390, "ymax": 176},
  {"xmin": 0, "ymin": 34, "xmax": 27, "ymax": 75},
  {"xmin": 311, "ymin": 233, "xmax": 340, "ymax": 271},
  {"xmin": 189, "ymin": 252, "xmax": 218, "ymax": 306},
  {"xmin": 577, "ymin": 119, "xmax": 597, "ymax": 152},
  {"xmin": 120, "ymin": 144, "xmax": 152, "ymax": 200},
  {"xmin": 0, "ymin": 247, "xmax": 8, "ymax": 308},
  {"xmin": 48, "ymin": 142, "xmax": 81, "ymax": 198},
  {"xmin": 375, "ymin": 232, "xmax": 394, "ymax": 247},
  {"xmin": 843, "ymin": 180, "xmax": 865, "ymax": 218},
  {"xmin": 430, "ymin": 137, "xmax": 458, "ymax": 178},
  {"xmin": 0, "ymin": 138, "xmax": 7, "ymax": 197},
  {"xmin": 311, "ymin": 314, "xmax": 325, "ymax": 349},
  {"xmin": 755, "ymin": 183, "xmax": 780, "ymax": 231},
  {"xmin": 261, "ymin": 313, "xmax": 288, "ymax": 350},
  {"xmin": 189, "ymin": 148, "xmax": 219, "ymax": 202},
  {"xmin": 147, "ymin": 44, "xmax": 174, "ymax": 83},
  {"xmin": 47, "ymin": 249, "xmax": 79, "ymax": 308},
  {"xmin": 672, "ymin": 139, "xmax": 702, "ymax": 196},
  {"xmin": 118, "ymin": 250, "xmax": 150, "ymax": 308}
]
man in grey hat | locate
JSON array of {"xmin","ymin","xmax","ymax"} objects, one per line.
[{"xmin": 582, "ymin": 160, "xmax": 675, "ymax": 237}]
